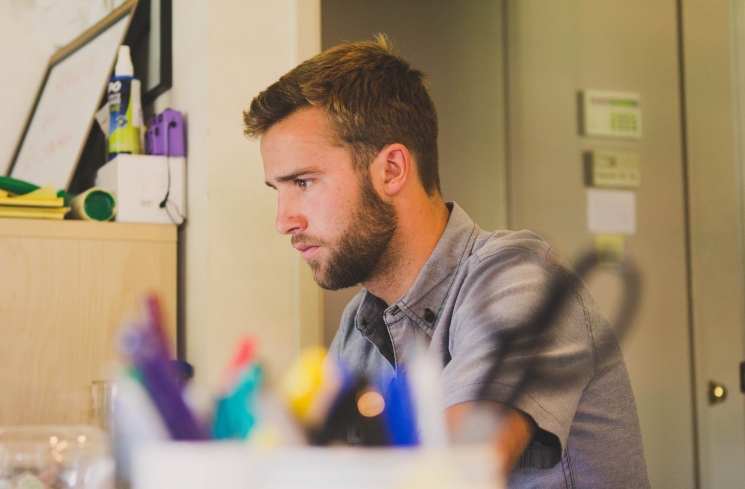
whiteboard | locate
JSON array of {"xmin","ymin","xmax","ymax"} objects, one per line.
[{"xmin": 10, "ymin": 6, "xmax": 133, "ymax": 190}]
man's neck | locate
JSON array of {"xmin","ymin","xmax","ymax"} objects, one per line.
[{"xmin": 363, "ymin": 198, "xmax": 450, "ymax": 305}]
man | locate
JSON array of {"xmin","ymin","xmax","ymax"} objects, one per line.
[{"xmin": 244, "ymin": 36, "xmax": 649, "ymax": 487}]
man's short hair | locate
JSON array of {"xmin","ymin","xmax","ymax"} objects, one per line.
[{"xmin": 244, "ymin": 35, "xmax": 441, "ymax": 196}]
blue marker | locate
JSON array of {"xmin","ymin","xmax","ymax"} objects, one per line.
[{"xmin": 382, "ymin": 375, "xmax": 419, "ymax": 446}]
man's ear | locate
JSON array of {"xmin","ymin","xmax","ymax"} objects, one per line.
[{"xmin": 372, "ymin": 143, "xmax": 411, "ymax": 197}]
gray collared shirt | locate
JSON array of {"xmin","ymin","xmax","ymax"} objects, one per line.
[{"xmin": 329, "ymin": 203, "xmax": 649, "ymax": 488}]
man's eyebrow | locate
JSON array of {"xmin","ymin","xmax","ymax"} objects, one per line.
[{"xmin": 264, "ymin": 167, "xmax": 322, "ymax": 188}]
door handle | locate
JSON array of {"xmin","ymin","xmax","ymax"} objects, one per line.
[{"xmin": 709, "ymin": 381, "xmax": 727, "ymax": 405}]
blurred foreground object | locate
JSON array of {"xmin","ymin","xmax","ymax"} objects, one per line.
[
  {"xmin": 0, "ymin": 425, "xmax": 114, "ymax": 489},
  {"xmin": 133, "ymin": 444, "xmax": 501, "ymax": 489}
]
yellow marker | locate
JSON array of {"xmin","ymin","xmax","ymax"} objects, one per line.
[{"xmin": 278, "ymin": 347, "xmax": 341, "ymax": 426}]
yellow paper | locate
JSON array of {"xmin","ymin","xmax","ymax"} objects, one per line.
[
  {"xmin": 0, "ymin": 205, "xmax": 69, "ymax": 219},
  {"xmin": 0, "ymin": 185, "xmax": 63, "ymax": 207}
]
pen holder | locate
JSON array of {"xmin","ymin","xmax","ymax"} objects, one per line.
[{"xmin": 133, "ymin": 443, "xmax": 502, "ymax": 489}]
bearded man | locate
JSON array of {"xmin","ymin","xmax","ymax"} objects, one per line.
[{"xmin": 244, "ymin": 36, "xmax": 649, "ymax": 488}]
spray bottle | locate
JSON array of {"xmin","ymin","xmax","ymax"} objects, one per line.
[{"xmin": 108, "ymin": 45, "xmax": 143, "ymax": 159}]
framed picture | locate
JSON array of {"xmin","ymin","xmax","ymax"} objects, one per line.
[{"xmin": 7, "ymin": 0, "xmax": 139, "ymax": 191}]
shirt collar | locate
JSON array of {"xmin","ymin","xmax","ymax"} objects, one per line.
[{"xmin": 356, "ymin": 202, "xmax": 478, "ymax": 336}]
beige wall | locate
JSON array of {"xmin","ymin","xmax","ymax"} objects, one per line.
[
  {"xmin": 152, "ymin": 0, "xmax": 323, "ymax": 386},
  {"xmin": 506, "ymin": 1, "xmax": 694, "ymax": 487},
  {"xmin": 321, "ymin": 0, "xmax": 507, "ymax": 345}
]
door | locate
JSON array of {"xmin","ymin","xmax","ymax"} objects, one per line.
[
  {"xmin": 506, "ymin": 1, "xmax": 696, "ymax": 487},
  {"xmin": 682, "ymin": 0, "xmax": 745, "ymax": 487}
]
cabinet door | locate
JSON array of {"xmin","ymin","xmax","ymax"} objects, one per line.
[{"xmin": 0, "ymin": 220, "xmax": 176, "ymax": 425}]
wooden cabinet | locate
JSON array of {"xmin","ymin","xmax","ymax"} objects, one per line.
[{"xmin": 0, "ymin": 219, "xmax": 177, "ymax": 426}]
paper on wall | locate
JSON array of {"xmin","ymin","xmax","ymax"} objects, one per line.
[{"xmin": 587, "ymin": 188, "xmax": 636, "ymax": 235}]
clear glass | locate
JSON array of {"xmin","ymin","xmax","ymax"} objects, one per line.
[
  {"xmin": 88, "ymin": 381, "xmax": 116, "ymax": 434},
  {"xmin": 0, "ymin": 425, "xmax": 114, "ymax": 489}
]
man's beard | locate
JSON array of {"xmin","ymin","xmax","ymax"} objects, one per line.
[{"xmin": 293, "ymin": 175, "xmax": 398, "ymax": 291}]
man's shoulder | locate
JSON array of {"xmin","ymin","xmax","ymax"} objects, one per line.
[
  {"xmin": 471, "ymin": 229, "xmax": 554, "ymax": 263},
  {"xmin": 454, "ymin": 228, "xmax": 568, "ymax": 289}
]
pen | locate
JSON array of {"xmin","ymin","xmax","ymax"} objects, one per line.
[
  {"xmin": 213, "ymin": 364, "xmax": 262, "ymax": 440},
  {"xmin": 382, "ymin": 375, "xmax": 418, "ymax": 446}
]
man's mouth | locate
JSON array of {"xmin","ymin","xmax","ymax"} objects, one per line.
[{"xmin": 293, "ymin": 243, "xmax": 320, "ymax": 260}]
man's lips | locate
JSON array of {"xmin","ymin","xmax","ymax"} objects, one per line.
[{"xmin": 293, "ymin": 243, "xmax": 321, "ymax": 260}]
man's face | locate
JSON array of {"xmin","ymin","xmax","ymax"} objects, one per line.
[{"xmin": 261, "ymin": 107, "xmax": 398, "ymax": 290}]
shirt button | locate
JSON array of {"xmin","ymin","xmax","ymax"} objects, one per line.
[
  {"xmin": 390, "ymin": 305, "xmax": 400, "ymax": 315},
  {"xmin": 424, "ymin": 308, "xmax": 436, "ymax": 323}
]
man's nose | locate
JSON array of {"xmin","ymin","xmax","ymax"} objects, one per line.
[{"xmin": 276, "ymin": 195, "xmax": 307, "ymax": 235}]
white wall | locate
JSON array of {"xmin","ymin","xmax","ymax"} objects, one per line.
[{"xmin": 155, "ymin": 0, "xmax": 323, "ymax": 387}]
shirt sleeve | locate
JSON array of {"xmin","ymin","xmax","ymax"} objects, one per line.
[{"xmin": 441, "ymin": 245, "xmax": 596, "ymax": 463}]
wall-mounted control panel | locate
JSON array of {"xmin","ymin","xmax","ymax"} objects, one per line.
[
  {"xmin": 580, "ymin": 90, "xmax": 642, "ymax": 139},
  {"xmin": 585, "ymin": 150, "xmax": 641, "ymax": 189}
]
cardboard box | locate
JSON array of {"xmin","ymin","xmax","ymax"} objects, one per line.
[{"xmin": 96, "ymin": 154, "xmax": 186, "ymax": 224}]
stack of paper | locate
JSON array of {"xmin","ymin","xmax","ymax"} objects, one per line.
[{"xmin": 0, "ymin": 184, "xmax": 69, "ymax": 220}]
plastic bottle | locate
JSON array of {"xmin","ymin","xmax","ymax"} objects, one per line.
[{"xmin": 107, "ymin": 45, "xmax": 143, "ymax": 159}]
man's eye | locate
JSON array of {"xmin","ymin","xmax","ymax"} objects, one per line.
[{"xmin": 295, "ymin": 179, "xmax": 310, "ymax": 189}]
